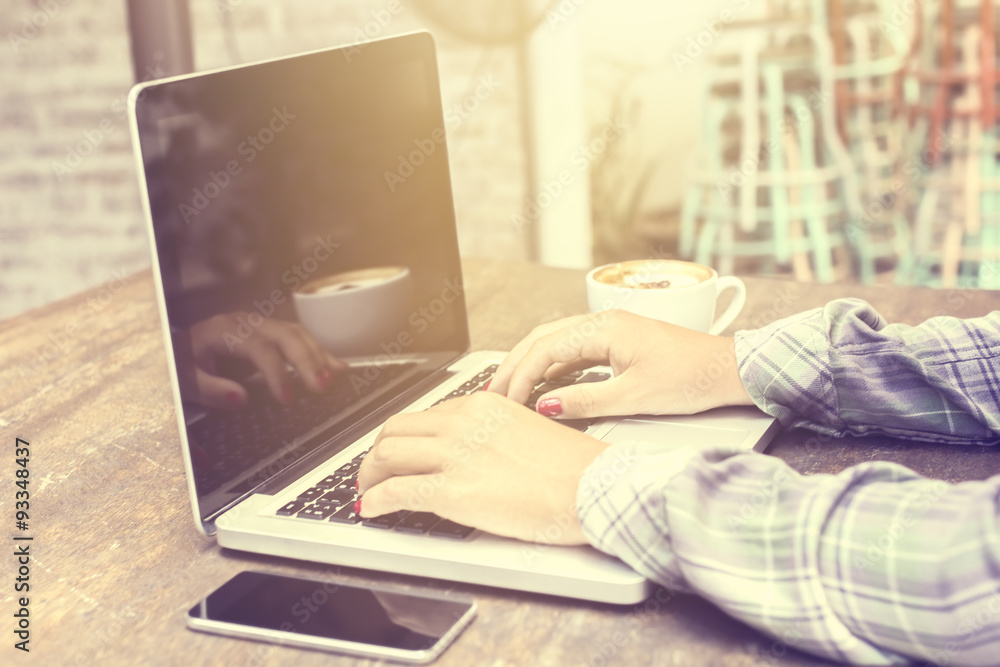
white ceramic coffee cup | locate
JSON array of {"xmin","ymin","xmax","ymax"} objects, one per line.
[
  {"xmin": 293, "ymin": 266, "xmax": 413, "ymax": 357},
  {"xmin": 586, "ymin": 259, "xmax": 746, "ymax": 335}
]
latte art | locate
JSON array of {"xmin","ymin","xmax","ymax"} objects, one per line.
[
  {"xmin": 620, "ymin": 273, "xmax": 702, "ymax": 289},
  {"xmin": 593, "ymin": 261, "xmax": 711, "ymax": 290},
  {"xmin": 298, "ymin": 267, "xmax": 407, "ymax": 296}
]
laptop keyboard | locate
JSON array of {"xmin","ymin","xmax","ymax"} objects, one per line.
[
  {"xmin": 275, "ymin": 449, "xmax": 477, "ymax": 538},
  {"xmin": 275, "ymin": 363, "xmax": 610, "ymax": 539}
]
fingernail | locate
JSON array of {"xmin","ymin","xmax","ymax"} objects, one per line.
[
  {"xmin": 317, "ymin": 370, "xmax": 331, "ymax": 389},
  {"xmin": 353, "ymin": 499, "xmax": 363, "ymax": 516},
  {"xmin": 483, "ymin": 379, "xmax": 491, "ymax": 391},
  {"xmin": 537, "ymin": 397, "xmax": 563, "ymax": 417},
  {"xmin": 355, "ymin": 479, "xmax": 359, "ymax": 492},
  {"xmin": 282, "ymin": 384, "xmax": 293, "ymax": 404},
  {"xmin": 226, "ymin": 391, "xmax": 244, "ymax": 408}
]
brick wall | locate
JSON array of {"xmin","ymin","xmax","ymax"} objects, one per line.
[{"xmin": 0, "ymin": 0, "xmax": 528, "ymax": 321}]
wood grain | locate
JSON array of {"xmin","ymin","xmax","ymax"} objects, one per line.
[{"xmin": 1, "ymin": 260, "xmax": 997, "ymax": 666}]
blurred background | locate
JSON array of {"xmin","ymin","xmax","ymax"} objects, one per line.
[{"xmin": 1, "ymin": 0, "xmax": 996, "ymax": 322}]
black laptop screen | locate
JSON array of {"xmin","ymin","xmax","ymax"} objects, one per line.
[{"xmin": 132, "ymin": 34, "xmax": 469, "ymax": 522}]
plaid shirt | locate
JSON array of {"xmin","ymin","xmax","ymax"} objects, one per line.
[{"xmin": 577, "ymin": 299, "xmax": 1000, "ymax": 666}]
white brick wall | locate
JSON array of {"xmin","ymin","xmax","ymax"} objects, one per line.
[{"xmin": 0, "ymin": 0, "xmax": 528, "ymax": 321}]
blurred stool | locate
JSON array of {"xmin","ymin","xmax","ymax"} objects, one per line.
[
  {"xmin": 826, "ymin": 0, "xmax": 915, "ymax": 282},
  {"xmin": 680, "ymin": 20, "xmax": 853, "ymax": 282},
  {"xmin": 902, "ymin": 0, "xmax": 1000, "ymax": 287}
]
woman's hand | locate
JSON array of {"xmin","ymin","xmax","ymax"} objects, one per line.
[
  {"xmin": 357, "ymin": 392, "xmax": 607, "ymax": 544},
  {"xmin": 486, "ymin": 309, "xmax": 754, "ymax": 419},
  {"xmin": 188, "ymin": 312, "xmax": 346, "ymax": 409}
]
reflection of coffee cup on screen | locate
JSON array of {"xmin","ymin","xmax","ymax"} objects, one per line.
[
  {"xmin": 586, "ymin": 259, "xmax": 746, "ymax": 335},
  {"xmin": 293, "ymin": 266, "xmax": 413, "ymax": 356}
]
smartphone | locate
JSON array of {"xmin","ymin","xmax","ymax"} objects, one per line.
[{"xmin": 186, "ymin": 571, "xmax": 477, "ymax": 664}]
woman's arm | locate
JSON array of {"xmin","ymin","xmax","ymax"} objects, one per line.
[
  {"xmin": 737, "ymin": 298, "xmax": 1000, "ymax": 443},
  {"xmin": 360, "ymin": 300, "xmax": 1000, "ymax": 665},
  {"xmin": 579, "ymin": 444, "xmax": 1000, "ymax": 666}
]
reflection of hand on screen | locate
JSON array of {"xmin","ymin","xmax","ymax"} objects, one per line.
[{"xmin": 188, "ymin": 312, "xmax": 346, "ymax": 408}]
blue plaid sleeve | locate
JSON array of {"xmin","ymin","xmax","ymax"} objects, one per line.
[
  {"xmin": 578, "ymin": 445, "xmax": 1000, "ymax": 666},
  {"xmin": 735, "ymin": 299, "xmax": 1000, "ymax": 443}
]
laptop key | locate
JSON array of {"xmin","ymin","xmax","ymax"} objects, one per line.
[
  {"xmin": 298, "ymin": 504, "xmax": 336, "ymax": 520},
  {"xmin": 314, "ymin": 503, "xmax": 339, "ymax": 519},
  {"xmin": 321, "ymin": 487, "xmax": 356, "ymax": 504},
  {"xmin": 362, "ymin": 511, "xmax": 408, "ymax": 530},
  {"xmin": 314, "ymin": 475, "xmax": 341, "ymax": 489},
  {"xmin": 394, "ymin": 512, "xmax": 442, "ymax": 534},
  {"xmin": 577, "ymin": 372, "xmax": 610, "ymax": 384},
  {"xmin": 428, "ymin": 519, "xmax": 475, "ymax": 540},
  {"xmin": 329, "ymin": 504, "xmax": 361, "ymax": 524},
  {"xmin": 276, "ymin": 500, "xmax": 307, "ymax": 516},
  {"xmin": 296, "ymin": 487, "xmax": 325, "ymax": 502}
]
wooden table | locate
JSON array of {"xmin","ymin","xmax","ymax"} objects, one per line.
[{"xmin": 2, "ymin": 259, "xmax": 999, "ymax": 666}]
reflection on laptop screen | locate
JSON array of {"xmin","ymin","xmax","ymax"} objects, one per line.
[{"xmin": 133, "ymin": 34, "xmax": 468, "ymax": 522}]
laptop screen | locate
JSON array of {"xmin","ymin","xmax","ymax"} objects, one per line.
[{"xmin": 131, "ymin": 33, "xmax": 469, "ymax": 524}]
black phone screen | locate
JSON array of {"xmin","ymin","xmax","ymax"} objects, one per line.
[{"xmin": 188, "ymin": 571, "xmax": 473, "ymax": 651}]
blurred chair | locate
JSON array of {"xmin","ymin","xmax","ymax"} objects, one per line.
[
  {"xmin": 901, "ymin": 0, "xmax": 1000, "ymax": 287},
  {"xmin": 826, "ymin": 0, "xmax": 915, "ymax": 283},
  {"xmin": 680, "ymin": 8, "xmax": 857, "ymax": 282}
]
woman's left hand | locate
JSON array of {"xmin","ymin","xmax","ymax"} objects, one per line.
[{"xmin": 357, "ymin": 391, "xmax": 608, "ymax": 545}]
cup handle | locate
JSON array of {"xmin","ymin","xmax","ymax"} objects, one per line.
[{"xmin": 710, "ymin": 276, "xmax": 747, "ymax": 335}]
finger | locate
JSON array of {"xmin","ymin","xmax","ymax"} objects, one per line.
[
  {"xmin": 377, "ymin": 410, "xmax": 452, "ymax": 440},
  {"xmin": 489, "ymin": 315, "xmax": 589, "ymax": 395},
  {"xmin": 290, "ymin": 322, "xmax": 349, "ymax": 374},
  {"xmin": 326, "ymin": 352, "xmax": 349, "ymax": 373},
  {"xmin": 506, "ymin": 325, "xmax": 613, "ymax": 404},
  {"xmin": 193, "ymin": 368, "xmax": 248, "ymax": 410},
  {"xmin": 358, "ymin": 473, "xmax": 449, "ymax": 518},
  {"xmin": 358, "ymin": 436, "xmax": 445, "ymax": 494},
  {"xmin": 542, "ymin": 359, "xmax": 596, "ymax": 381},
  {"xmin": 536, "ymin": 380, "xmax": 620, "ymax": 419},
  {"xmin": 423, "ymin": 393, "xmax": 475, "ymax": 413},
  {"xmin": 289, "ymin": 322, "xmax": 327, "ymax": 365},
  {"xmin": 240, "ymin": 339, "xmax": 293, "ymax": 403},
  {"xmin": 536, "ymin": 369, "xmax": 661, "ymax": 419},
  {"xmin": 258, "ymin": 322, "xmax": 327, "ymax": 393},
  {"xmin": 488, "ymin": 314, "xmax": 594, "ymax": 397}
]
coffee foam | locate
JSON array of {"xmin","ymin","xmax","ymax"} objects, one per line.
[
  {"xmin": 298, "ymin": 266, "xmax": 406, "ymax": 296},
  {"xmin": 593, "ymin": 260, "xmax": 712, "ymax": 290}
]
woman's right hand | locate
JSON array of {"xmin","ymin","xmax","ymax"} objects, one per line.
[{"xmin": 485, "ymin": 309, "xmax": 754, "ymax": 419}]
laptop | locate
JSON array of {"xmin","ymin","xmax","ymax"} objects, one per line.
[{"xmin": 128, "ymin": 31, "xmax": 779, "ymax": 605}]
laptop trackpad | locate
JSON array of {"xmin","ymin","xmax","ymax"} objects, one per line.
[{"xmin": 601, "ymin": 418, "xmax": 750, "ymax": 451}]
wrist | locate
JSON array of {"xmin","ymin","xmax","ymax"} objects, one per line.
[{"xmin": 707, "ymin": 336, "xmax": 754, "ymax": 408}]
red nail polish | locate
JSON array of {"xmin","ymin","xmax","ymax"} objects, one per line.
[
  {"xmin": 317, "ymin": 370, "xmax": 331, "ymax": 390},
  {"xmin": 355, "ymin": 479, "xmax": 359, "ymax": 492},
  {"xmin": 282, "ymin": 385, "xmax": 293, "ymax": 404},
  {"xmin": 483, "ymin": 379, "xmax": 491, "ymax": 391},
  {"xmin": 353, "ymin": 499, "xmax": 362, "ymax": 516},
  {"xmin": 537, "ymin": 397, "xmax": 563, "ymax": 417},
  {"xmin": 226, "ymin": 391, "xmax": 244, "ymax": 408}
]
